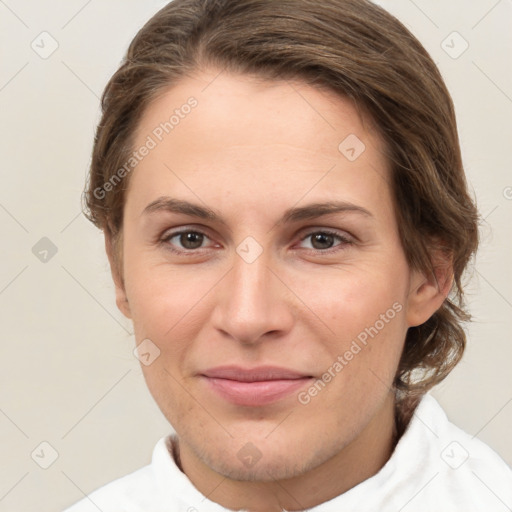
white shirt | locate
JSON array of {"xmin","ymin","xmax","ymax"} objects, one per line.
[{"xmin": 63, "ymin": 394, "xmax": 512, "ymax": 511}]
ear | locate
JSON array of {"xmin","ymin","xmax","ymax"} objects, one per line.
[
  {"xmin": 406, "ymin": 249, "xmax": 453, "ymax": 328},
  {"xmin": 104, "ymin": 230, "xmax": 132, "ymax": 319}
]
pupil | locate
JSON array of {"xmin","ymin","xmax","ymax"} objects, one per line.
[
  {"xmin": 312, "ymin": 233, "xmax": 333, "ymax": 249},
  {"xmin": 182, "ymin": 232, "xmax": 203, "ymax": 249}
]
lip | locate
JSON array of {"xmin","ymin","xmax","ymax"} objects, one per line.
[{"xmin": 200, "ymin": 365, "xmax": 314, "ymax": 406}]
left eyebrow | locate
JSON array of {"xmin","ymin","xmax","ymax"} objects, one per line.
[{"xmin": 277, "ymin": 201, "xmax": 373, "ymax": 225}]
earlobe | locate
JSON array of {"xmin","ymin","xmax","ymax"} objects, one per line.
[
  {"xmin": 104, "ymin": 231, "xmax": 132, "ymax": 319},
  {"xmin": 114, "ymin": 284, "xmax": 132, "ymax": 320},
  {"xmin": 406, "ymin": 254, "xmax": 453, "ymax": 328}
]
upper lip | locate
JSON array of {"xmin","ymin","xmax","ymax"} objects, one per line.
[{"xmin": 201, "ymin": 365, "xmax": 312, "ymax": 382}]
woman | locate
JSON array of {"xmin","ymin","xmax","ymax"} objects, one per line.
[{"xmin": 64, "ymin": 0, "xmax": 512, "ymax": 510}]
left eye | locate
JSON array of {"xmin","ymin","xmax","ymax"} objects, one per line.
[{"xmin": 298, "ymin": 230, "xmax": 352, "ymax": 251}]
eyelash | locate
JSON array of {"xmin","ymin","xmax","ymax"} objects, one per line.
[{"xmin": 159, "ymin": 228, "xmax": 354, "ymax": 255}]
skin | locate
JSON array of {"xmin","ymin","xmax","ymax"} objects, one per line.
[{"xmin": 106, "ymin": 68, "xmax": 451, "ymax": 511}]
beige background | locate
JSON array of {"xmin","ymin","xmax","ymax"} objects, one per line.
[{"xmin": 0, "ymin": 0, "xmax": 511, "ymax": 510}]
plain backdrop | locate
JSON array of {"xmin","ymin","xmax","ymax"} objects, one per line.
[{"xmin": 0, "ymin": 0, "xmax": 511, "ymax": 510}]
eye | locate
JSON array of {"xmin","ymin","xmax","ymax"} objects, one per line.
[
  {"xmin": 297, "ymin": 229, "xmax": 353, "ymax": 252},
  {"xmin": 161, "ymin": 229, "xmax": 213, "ymax": 253},
  {"xmin": 160, "ymin": 227, "xmax": 353, "ymax": 255}
]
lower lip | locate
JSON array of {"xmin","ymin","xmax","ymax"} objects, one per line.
[{"xmin": 202, "ymin": 376, "xmax": 313, "ymax": 406}]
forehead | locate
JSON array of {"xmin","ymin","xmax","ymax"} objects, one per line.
[
  {"xmin": 135, "ymin": 69, "xmax": 385, "ymax": 155},
  {"xmin": 126, "ymin": 69, "xmax": 392, "ymax": 219}
]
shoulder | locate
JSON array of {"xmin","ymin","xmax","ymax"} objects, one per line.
[
  {"xmin": 62, "ymin": 467, "xmax": 153, "ymax": 512},
  {"xmin": 396, "ymin": 394, "xmax": 512, "ymax": 511},
  {"xmin": 62, "ymin": 436, "xmax": 171, "ymax": 512}
]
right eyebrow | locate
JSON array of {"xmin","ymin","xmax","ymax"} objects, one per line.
[{"xmin": 142, "ymin": 197, "xmax": 225, "ymax": 224}]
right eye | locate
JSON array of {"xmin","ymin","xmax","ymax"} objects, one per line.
[{"xmin": 161, "ymin": 229, "xmax": 214, "ymax": 253}]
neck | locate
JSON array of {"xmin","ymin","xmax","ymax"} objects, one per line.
[{"xmin": 174, "ymin": 391, "xmax": 398, "ymax": 512}]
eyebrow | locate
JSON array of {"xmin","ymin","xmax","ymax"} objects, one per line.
[{"xmin": 142, "ymin": 196, "xmax": 373, "ymax": 227}]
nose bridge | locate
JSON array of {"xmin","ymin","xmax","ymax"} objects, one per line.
[
  {"xmin": 213, "ymin": 243, "xmax": 293, "ymax": 343},
  {"xmin": 231, "ymin": 247, "xmax": 270, "ymax": 306}
]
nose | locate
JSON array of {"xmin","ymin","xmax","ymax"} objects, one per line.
[{"xmin": 210, "ymin": 246, "xmax": 295, "ymax": 345}]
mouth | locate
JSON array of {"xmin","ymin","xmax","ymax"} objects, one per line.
[{"xmin": 200, "ymin": 365, "xmax": 314, "ymax": 406}]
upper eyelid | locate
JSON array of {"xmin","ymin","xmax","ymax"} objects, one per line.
[
  {"xmin": 161, "ymin": 225, "xmax": 351, "ymax": 238},
  {"xmin": 161, "ymin": 225, "xmax": 215, "ymax": 241}
]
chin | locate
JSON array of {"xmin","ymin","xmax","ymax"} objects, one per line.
[
  {"xmin": 211, "ymin": 451, "xmax": 311, "ymax": 482},
  {"xmin": 194, "ymin": 429, "xmax": 339, "ymax": 482}
]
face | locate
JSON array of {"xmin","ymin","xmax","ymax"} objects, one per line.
[{"xmin": 110, "ymin": 69, "xmax": 441, "ymax": 486}]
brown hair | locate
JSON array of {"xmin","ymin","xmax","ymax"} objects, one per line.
[{"xmin": 84, "ymin": 0, "xmax": 479, "ymax": 417}]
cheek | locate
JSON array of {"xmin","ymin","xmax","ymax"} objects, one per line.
[
  {"xmin": 299, "ymin": 275, "xmax": 408, "ymax": 415},
  {"xmin": 301, "ymin": 263, "xmax": 408, "ymax": 339},
  {"xmin": 124, "ymin": 260, "xmax": 218, "ymax": 356},
  {"xmin": 300, "ymin": 261, "xmax": 409, "ymax": 391},
  {"xmin": 125, "ymin": 265, "xmax": 202, "ymax": 419}
]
